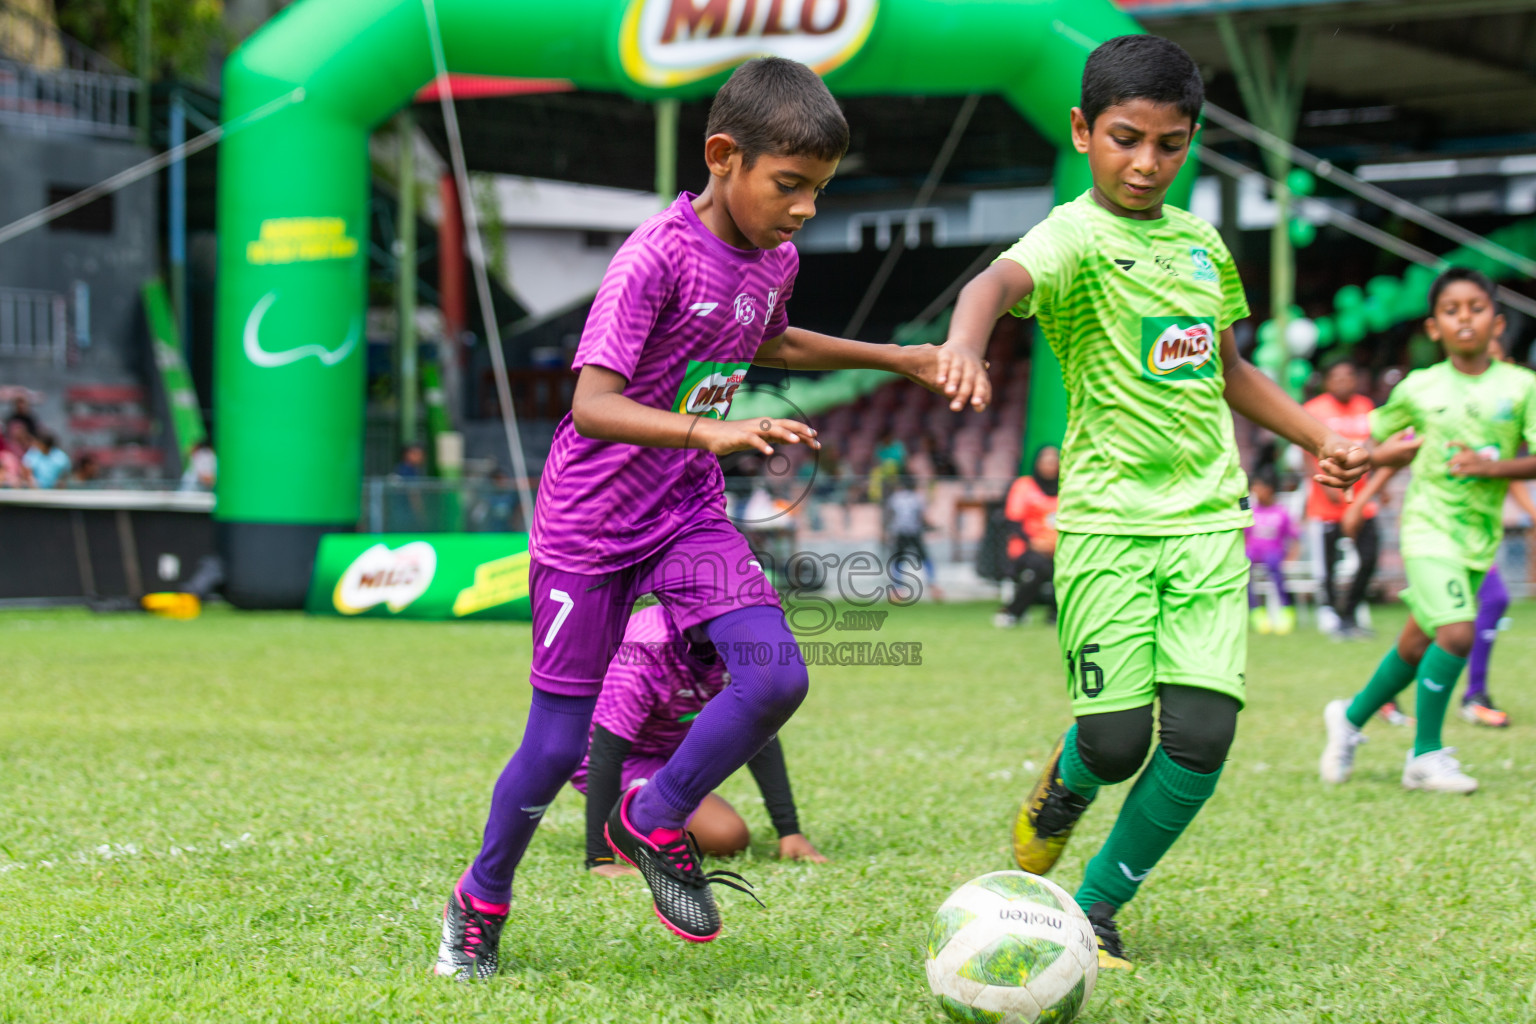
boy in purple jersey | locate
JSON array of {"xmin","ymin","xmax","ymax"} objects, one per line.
[
  {"xmin": 571, "ymin": 604, "xmax": 826, "ymax": 875},
  {"xmin": 1245, "ymin": 469, "xmax": 1299, "ymax": 635},
  {"xmin": 433, "ymin": 57, "xmax": 988, "ymax": 979}
]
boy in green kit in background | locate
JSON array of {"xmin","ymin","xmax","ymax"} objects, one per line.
[
  {"xmin": 1320, "ymin": 267, "xmax": 1536, "ymax": 794},
  {"xmin": 945, "ymin": 35, "xmax": 1370, "ymax": 968}
]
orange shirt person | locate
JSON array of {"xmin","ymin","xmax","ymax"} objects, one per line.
[
  {"xmin": 1302, "ymin": 361, "xmax": 1380, "ymax": 637},
  {"xmin": 996, "ymin": 446, "xmax": 1060, "ymax": 627}
]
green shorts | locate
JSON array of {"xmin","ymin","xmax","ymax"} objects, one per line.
[
  {"xmin": 1400, "ymin": 557, "xmax": 1485, "ymax": 631},
  {"xmin": 1055, "ymin": 530, "xmax": 1249, "ymax": 716}
]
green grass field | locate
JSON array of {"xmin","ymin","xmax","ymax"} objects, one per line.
[{"xmin": 3, "ymin": 602, "xmax": 1534, "ymax": 1023}]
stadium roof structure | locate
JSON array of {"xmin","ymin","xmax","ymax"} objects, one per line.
[
  {"xmin": 1129, "ymin": 0, "xmax": 1536, "ymax": 140},
  {"xmin": 415, "ymin": 0, "xmax": 1536, "ymax": 191}
]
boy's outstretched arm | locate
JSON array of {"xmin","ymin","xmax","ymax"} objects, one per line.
[
  {"xmin": 1448, "ymin": 444, "xmax": 1536, "ymax": 480},
  {"xmin": 942, "ymin": 260, "xmax": 1037, "ymax": 409},
  {"xmin": 572, "ymin": 365, "xmax": 819, "ymax": 457},
  {"xmin": 755, "ymin": 327, "xmax": 991, "ymax": 411},
  {"xmin": 1218, "ymin": 327, "xmax": 1370, "ymax": 488}
]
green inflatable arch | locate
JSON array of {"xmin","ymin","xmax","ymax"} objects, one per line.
[{"xmin": 216, "ymin": 0, "xmax": 1173, "ymax": 607}]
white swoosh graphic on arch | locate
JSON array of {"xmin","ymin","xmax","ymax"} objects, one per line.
[{"xmin": 243, "ymin": 290, "xmax": 359, "ymax": 368}]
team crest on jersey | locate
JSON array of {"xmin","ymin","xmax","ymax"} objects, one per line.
[
  {"xmin": 733, "ymin": 292, "xmax": 757, "ymax": 325},
  {"xmin": 1189, "ymin": 247, "xmax": 1217, "ymax": 282},
  {"xmin": 675, "ymin": 359, "xmax": 751, "ymax": 419},
  {"xmin": 1140, "ymin": 317, "xmax": 1217, "ymax": 382}
]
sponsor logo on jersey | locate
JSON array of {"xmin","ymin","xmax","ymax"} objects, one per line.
[
  {"xmin": 619, "ymin": 0, "xmax": 878, "ymax": 88},
  {"xmin": 333, "ymin": 541, "xmax": 437, "ymax": 614},
  {"xmin": 1190, "ymin": 246, "xmax": 1217, "ymax": 282},
  {"xmin": 1113, "ymin": 258, "xmax": 1136, "ymax": 272},
  {"xmin": 674, "ymin": 359, "xmax": 751, "ymax": 418},
  {"xmin": 1140, "ymin": 317, "xmax": 1218, "ymax": 381}
]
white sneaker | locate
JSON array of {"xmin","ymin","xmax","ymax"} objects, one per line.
[
  {"xmin": 1402, "ymin": 747, "xmax": 1478, "ymax": 794},
  {"xmin": 993, "ymin": 612, "xmax": 1019, "ymax": 628},
  {"xmin": 1320, "ymin": 698, "xmax": 1366, "ymax": 784},
  {"xmin": 1317, "ymin": 606, "xmax": 1341, "ymax": 637}
]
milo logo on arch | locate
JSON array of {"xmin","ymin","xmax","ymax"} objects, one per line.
[
  {"xmin": 1140, "ymin": 317, "xmax": 1217, "ymax": 382},
  {"xmin": 674, "ymin": 359, "xmax": 750, "ymax": 419}
]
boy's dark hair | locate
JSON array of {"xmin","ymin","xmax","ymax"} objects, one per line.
[
  {"xmin": 1428, "ymin": 266, "xmax": 1498, "ymax": 312},
  {"xmin": 1252, "ymin": 465, "xmax": 1279, "ymax": 491},
  {"xmin": 1081, "ymin": 35, "xmax": 1204, "ymax": 130},
  {"xmin": 706, "ymin": 57, "xmax": 849, "ymax": 167}
]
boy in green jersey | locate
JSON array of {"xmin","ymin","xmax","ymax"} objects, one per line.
[
  {"xmin": 946, "ymin": 35, "xmax": 1370, "ymax": 968},
  {"xmin": 1320, "ymin": 267, "xmax": 1536, "ymax": 794}
]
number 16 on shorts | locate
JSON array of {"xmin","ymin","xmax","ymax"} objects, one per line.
[{"xmin": 1067, "ymin": 644, "xmax": 1104, "ymax": 699}]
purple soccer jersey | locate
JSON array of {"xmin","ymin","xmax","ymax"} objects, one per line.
[
  {"xmin": 568, "ymin": 604, "xmax": 728, "ymax": 792},
  {"xmin": 1245, "ymin": 502, "xmax": 1297, "ymax": 563},
  {"xmin": 532, "ymin": 193, "xmax": 797, "ymax": 575}
]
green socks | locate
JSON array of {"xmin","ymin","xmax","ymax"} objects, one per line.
[
  {"xmin": 1413, "ymin": 644, "xmax": 1466, "ymax": 756},
  {"xmin": 1075, "ymin": 746, "xmax": 1222, "ymax": 914},
  {"xmin": 1058, "ymin": 724, "xmax": 1111, "ymax": 801},
  {"xmin": 1346, "ymin": 649, "xmax": 1417, "ymax": 728}
]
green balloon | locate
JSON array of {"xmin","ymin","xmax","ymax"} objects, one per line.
[
  {"xmin": 1286, "ymin": 168, "xmax": 1316, "ymax": 197},
  {"xmin": 1315, "ymin": 317, "xmax": 1337, "ymax": 349},
  {"xmin": 1289, "ymin": 218, "xmax": 1317, "ymax": 247},
  {"xmin": 1286, "ymin": 357, "xmax": 1312, "ymax": 393},
  {"xmin": 1337, "ymin": 309, "xmax": 1368, "ymax": 344},
  {"xmin": 1367, "ymin": 275, "xmax": 1399, "ymax": 300},
  {"xmin": 1257, "ymin": 319, "xmax": 1279, "ymax": 350},
  {"xmin": 1334, "ymin": 284, "xmax": 1365, "ymax": 311}
]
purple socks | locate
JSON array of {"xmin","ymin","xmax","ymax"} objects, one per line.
[
  {"xmin": 629, "ymin": 605, "xmax": 808, "ymax": 834},
  {"xmin": 464, "ymin": 688, "xmax": 597, "ymax": 905},
  {"xmin": 1466, "ymin": 567, "xmax": 1508, "ymax": 701}
]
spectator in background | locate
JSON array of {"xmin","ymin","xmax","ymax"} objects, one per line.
[
  {"xmin": 69, "ymin": 451, "xmax": 101, "ymax": 485},
  {"xmin": 394, "ymin": 443, "xmax": 426, "ymax": 479},
  {"xmin": 0, "ymin": 442, "xmax": 30, "ymax": 487},
  {"xmin": 7, "ymin": 398, "xmax": 38, "ymax": 439},
  {"xmin": 1303, "ymin": 359, "xmax": 1379, "ymax": 638},
  {"xmin": 390, "ymin": 443, "xmax": 429, "ymax": 530},
  {"xmin": 180, "ymin": 441, "xmax": 217, "ymax": 492},
  {"xmin": 24, "ymin": 433, "xmax": 70, "ymax": 488},
  {"xmin": 886, "ymin": 474, "xmax": 939, "ymax": 600},
  {"xmin": 910, "ymin": 432, "xmax": 957, "ymax": 479},
  {"xmin": 995, "ymin": 445, "xmax": 1059, "ymax": 628},
  {"xmin": 1246, "ymin": 468, "xmax": 1299, "ymax": 635},
  {"xmin": 868, "ymin": 429, "xmax": 908, "ymax": 501},
  {"xmin": 6, "ymin": 413, "xmax": 33, "ymax": 456}
]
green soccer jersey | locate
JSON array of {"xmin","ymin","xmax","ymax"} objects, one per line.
[
  {"xmin": 1370, "ymin": 359, "xmax": 1536, "ymax": 570},
  {"xmin": 997, "ymin": 191, "xmax": 1252, "ymax": 535}
]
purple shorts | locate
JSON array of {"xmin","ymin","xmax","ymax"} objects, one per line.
[
  {"xmin": 529, "ymin": 515, "xmax": 780, "ymax": 697},
  {"xmin": 568, "ymin": 752, "xmax": 670, "ymax": 795}
]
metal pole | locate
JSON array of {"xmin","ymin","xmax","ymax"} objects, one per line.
[
  {"xmin": 1218, "ymin": 17, "xmax": 1309, "ymax": 355},
  {"xmin": 655, "ymin": 99, "xmax": 679, "ymax": 203},
  {"xmin": 136, "ymin": 0, "xmax": 151, "ymax": 148},
  {"xmin": 169, "ymin": 89, "xmax": 188, "ymax": 354},
  {"xmin": 397, "ymin": 108, "xmax": 419, "ymax": 449}
]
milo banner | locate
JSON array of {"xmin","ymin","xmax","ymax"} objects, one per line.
[{"xmin": 305, "ymin": 534, "xmax": 532, "ymax": 621}]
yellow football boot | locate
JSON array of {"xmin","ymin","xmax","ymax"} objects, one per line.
[{"xmin": 1011, "ymin": 734, "xmax": 1093, "ymax": 875}]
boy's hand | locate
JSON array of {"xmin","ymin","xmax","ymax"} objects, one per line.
[
  {"xmin": 695, "ymin": 417, "xmax": 820, "ymax": 457},
  {"xmin": 905, "ymin": 343, "xmax": 991, "ymax": 412},
  {"xmin": 1372, "ymin": 431, "xmax": 1422, "ymax": 469},
  {"xmin": 776, "ymin": 833, "xmax": 828, "ymax": 863},
  {"xmin": 1314, "ymin": 434, "xmax": 1370, "ymax": 488},
  {"xmin": 1448, "ymin": 441, "xmax": 1496, "ymax": 477}
]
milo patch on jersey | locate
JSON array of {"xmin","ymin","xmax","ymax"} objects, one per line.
[
  {"xmin": 1141, "ymin": 317, "xmax": 1218, "ymax": 382},
  {"xmin": 675, "ymin": 359, "xmax": 750, "ymax": 419}
]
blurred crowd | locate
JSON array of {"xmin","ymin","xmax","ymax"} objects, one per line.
[
  {"xmin": 0, "ymin": 395, "xmax": 216, "ymax": 492},
  {"xmin": 0, "ymin": 396, "xmax": 96, "ymax": 489}
]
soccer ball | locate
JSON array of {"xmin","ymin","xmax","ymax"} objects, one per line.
[{"xmin": 925, "ymin": 870, "xmax": 1097, "ymax": 1024}]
